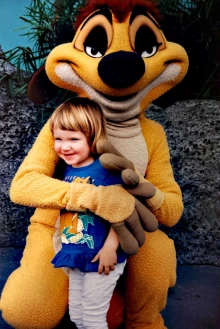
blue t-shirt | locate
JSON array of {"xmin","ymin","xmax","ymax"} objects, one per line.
[{"xmin": 51, "ymin": 159, "xmax": 127, "ymax": 272}]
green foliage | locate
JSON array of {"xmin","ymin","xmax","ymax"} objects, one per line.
[
  {"xmin": 158, "ymin": 0, "xmax": 220, "ymax": 104},
  {"xmin": 0, "ymin": 74, "xmax": 15, "ymax": 99},
  {"xmin": 0, "ymin": 0, "xmax": 85, "ymax": 103},
  {"xmin": 4, "ymin": 0, "xmax": 86, "ymax": 71}
]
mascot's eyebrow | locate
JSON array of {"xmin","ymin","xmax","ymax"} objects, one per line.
[
  {"xmin": 80, "ymin": 8, "xmax": 112, "ymax": 29},
  {"xmin": 129, "ymin": 6, "xmax": 161, "ymax": 29}
]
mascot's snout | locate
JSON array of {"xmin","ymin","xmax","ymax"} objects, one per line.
[{"xmin": 98, "ymin": 51, "xmax": 145, "ymax": 88}]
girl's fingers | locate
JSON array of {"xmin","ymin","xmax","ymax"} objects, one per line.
[
  {"xmin": 110, "ymin": 265, "xmax": 115, "ymax": 271},
  {"xmin": 98, "ymin": 264, "xmax": 103, "ymax": 274},
  {"xmin": 104, "ymin": 266, "xmax": 110, "ymax": 275},
  {"xmin": 91, "ymin": 254, "xmax": 99, "ymax": 263}
]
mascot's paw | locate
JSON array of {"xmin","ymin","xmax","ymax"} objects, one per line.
[
  {"xmin": 112, "ymin": 222, "xmax": 140, "ymax": 255},
  {"xmin": 99, "ymin": 152, "xmax": 158, "ymax": 255},
  {"xmin": 121, "ymin": 168, "xmax": 139, "ymax": 186},
  {"xmin": 112, "ymin": 209, "xmax": 146, "ymax": 255},
  {"xmin": 99, "ymin": 153, "xmax": 134, "ymax": 171},
  {"xmin": 127, "ymin": 181, "xmax": 156, "ymax": 199},
  {"xmin": 99, "ymin": 153, "xmax": 156, "ymax": 197}
]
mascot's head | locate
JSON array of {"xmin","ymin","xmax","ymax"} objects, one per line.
[{"xmin": 28, "ymin": 0, "xmax": 188, "ymax": 113}]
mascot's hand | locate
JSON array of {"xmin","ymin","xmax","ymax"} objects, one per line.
[{"xmin": 99, "ymin": 152, "xmax": 158, "ymax": 255}]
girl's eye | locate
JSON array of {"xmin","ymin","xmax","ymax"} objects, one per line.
[
  {"xmin": 55, "ymin": 138, "xmax": 61, "ymax": 141},
  {"xmin": 71, "ymin": 138, "xmax": 79, "ymax": 141}
]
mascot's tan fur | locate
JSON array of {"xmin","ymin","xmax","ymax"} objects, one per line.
[{"xmin": 0, "ymin": 0, "xmax": 188, "ymax": 328}]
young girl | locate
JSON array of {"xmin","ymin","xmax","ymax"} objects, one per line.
[{"xmin": 49, "ymin": 97, "xmax": 127, "ymax": 329}]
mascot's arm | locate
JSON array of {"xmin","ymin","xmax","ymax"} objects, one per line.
[
  {"xmin": 10, "ymin": 121, "xmax": 135, "ymax": 222},
  {"xmin": 142, "ymin": 117, "xmax": 183, "ymax": 227}
]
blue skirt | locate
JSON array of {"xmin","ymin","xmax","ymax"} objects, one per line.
[
  {"xmin": 51, "ymin": 243, "xmax": 127, "ymax": 273},
  {"xmin": 52, "ymin": 249, "xmax": 99, "ymax": 272}
]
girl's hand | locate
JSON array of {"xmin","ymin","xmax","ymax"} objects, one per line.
[
  {"xmin": 91, "ymin": 226, "xmax": 119, "ymax": 275},
  {"xmin": 91, "ymin": 246, "xmax": 117, "ymax": 275}
]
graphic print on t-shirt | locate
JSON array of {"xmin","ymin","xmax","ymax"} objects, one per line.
[
  {"xmin": 60, "ymin": 176, "xmax": 95, "ymax": 249},
  {"xmin": 64, "ymin": 175, "xmax": 94, "ymax": 184}
]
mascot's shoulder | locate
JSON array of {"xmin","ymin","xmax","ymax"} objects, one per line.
[
  {"xmin": 140, "ymin": 116, "xmax": 168, "ymax": 156},
  {"xmin": 140, "ymin": 115, "xmax": 166, "ymax": 137}
]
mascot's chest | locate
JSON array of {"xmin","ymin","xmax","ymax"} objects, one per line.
[
  {"xmin": 106, "ymin": 119, "xmax": 148, "ymax": 177},
  {"xmin": 89, "ymin": 92, "xmax": 149, "ymax": 176}
]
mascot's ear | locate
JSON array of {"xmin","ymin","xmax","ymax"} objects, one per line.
[{"xmin": 27, "ymin": 65, "xmax": 60, "ymax": 104}]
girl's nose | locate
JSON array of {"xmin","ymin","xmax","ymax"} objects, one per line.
[{"xmin": 61, "ymin": 143, "xmax": 71, "ymax": 151}]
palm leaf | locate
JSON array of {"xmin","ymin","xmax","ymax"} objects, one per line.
[
  {"xmin": 79, "ymin": 213, "xmax": 94, "ymax": 231},
  {"xmin": 76, "ymin": 234, "xmax": 94, "ymax": 249}
]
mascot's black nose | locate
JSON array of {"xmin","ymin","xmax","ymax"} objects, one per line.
[{"xmin": 98, "ymin": 51, "xmax": 145, "ymax": 88}]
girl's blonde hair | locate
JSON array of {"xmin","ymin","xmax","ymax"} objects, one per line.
[{"xmin": 49, "ymin": 97, "xmax": 108, "ymax": 155}]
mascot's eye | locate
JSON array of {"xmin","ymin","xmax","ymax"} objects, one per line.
[
  {"xmin": 135, "ymin": 26, "xmax": 161, "ymax": 58},
  {"xmin": 85, "ymin": 46, "xmax": 103, "ymax": 58},
  {"xmin": 141, "ymin": 46, "xmax": 157, "ymax": 58},
  {"xmin": 84, "ymin": 26, "xmax": 108, "ymax": 58}
]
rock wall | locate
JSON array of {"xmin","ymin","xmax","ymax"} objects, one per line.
[
  {"xmin": 147, "ymin": 100, "xmax": 220, "ymax": 265},
  {"xmin": 0, "ymin": 60, "xmax": 44, "ymax": 247},
  {"xmin": 0, "ymin": 62, "xmax": 219, "ymax": 265}
]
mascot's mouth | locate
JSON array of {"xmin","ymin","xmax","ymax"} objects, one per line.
[
  {"xmin": 66, "ymin": 62, "xmax": 137, "ymax": 102},
  {"xmin": 55, "ymin": 61, "xmax": 183, "ymax": 107},
  {"xmin": 99, "ymin": 92, "xmax": 138, "ymax": 102}
]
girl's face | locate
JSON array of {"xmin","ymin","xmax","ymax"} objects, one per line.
[{"xmin": 53, "ymin": 129, "xmax": 94, "ymax": 167}]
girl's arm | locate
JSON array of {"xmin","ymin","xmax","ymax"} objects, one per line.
[
  {"xmin": 10, "ymin": 121, "xmax": 135, "ymax": 223},
  {"xmin": 91, "ymin": 227, "xmax": 119, "ymax": 275}
]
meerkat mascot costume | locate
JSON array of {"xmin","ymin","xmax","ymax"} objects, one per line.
[{"xmin": 0, "ymin": 0, "xmax": 189, "ymax": 328}]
